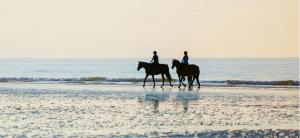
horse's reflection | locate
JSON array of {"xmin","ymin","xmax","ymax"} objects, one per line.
[
  {"xmin": 176, "ymin": 91, "xmax": 200, "ymax": 112},
  {"xmin": 143, "ymin": 92, "xmax": 170, "ymax": 113},
  {"xmin": 139, "ymin": 90, "xmax": 200, "ymax": 113}
]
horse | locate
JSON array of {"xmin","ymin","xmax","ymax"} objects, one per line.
[
  {"xmin": 137, "ymin": 62, "xmax": 173, "ymax": 88},
  {"xmin": 171, "ymin": 59, "xmax": 200, "ymax": 88}
]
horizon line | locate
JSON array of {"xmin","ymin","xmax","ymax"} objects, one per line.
[{"xmin": 0, "ymin": 57, "xmax": 298, "ymax": 59}]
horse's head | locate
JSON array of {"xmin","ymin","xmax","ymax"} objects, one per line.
[
  {"xmin": 172, "ymin": 59, "xmax": 180, "ymax": 69},
  {"xmin": 137, "ymin": 61, "xmax": 143, "ymax": 71}
]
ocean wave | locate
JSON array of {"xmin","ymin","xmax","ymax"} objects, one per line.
[
  {"xmin": 226, "ymin": 80, "xmax": 299, "ymax": 86},
  {"xmin": 0, "ymin": 77, "xmax": 298, "ymax": 86},
  {"xmin": 0, "ymin": 77, "xmax": 173, "ymax": 83}
]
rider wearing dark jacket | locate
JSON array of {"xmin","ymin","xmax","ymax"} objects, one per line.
[
  {"xmin": 181, "ymin": 51, "xmax": 189, "ymax": 81},
  {"xmin": 181, "ymin": 51, "xmax": 189, "ymax": 65},
  {"xmin": 150, "ymin": 51, "xmax": 159, "ymax": 65}
]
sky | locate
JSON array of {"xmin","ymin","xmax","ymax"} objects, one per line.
[{"xmin": 0, "ymin": 0, "xmax": 298, "ymax": 58}]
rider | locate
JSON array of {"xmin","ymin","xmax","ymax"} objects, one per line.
[
  {"xmin": 181, "ymin": 51, "xmax": 189, "ymax": 65},
  {"xmin": 181, "ymin": 51, "xmax": 189, "ymax": 81},
  {"xmin": 150, "ymin": 51, "xmax": 159, "ymax": 65}
]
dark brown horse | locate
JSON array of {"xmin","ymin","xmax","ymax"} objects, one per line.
[
  {"xmin": 137, "ymin": 62, "xmax": 173, "ymax": 88},
  {"xmin": 171, "ymin": 59, "xmax": 200, "ymax": 88}
]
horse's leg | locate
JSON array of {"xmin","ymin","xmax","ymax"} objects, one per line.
[
  {"xmin": 181, "ymin": 76, "xmax": 186, "ymax": 87},
  {"xmin": 161, "ymin": 74, "xmax": 165, "ymax": 88},
  {"xmin": 169, "ymin": 77, "xmax": 173, "ymax": 87},
  {"xmin": 178, "ymin": 75, "xmax": 182, "ymax": 88},
  {"xmin": 189, "ymin": 76, "xmax": 195, "ymax": 88},
  {"xmin": 196, "ymin": 75, "xmax": 200, "ymax": 89},
  {"xmin": 187, "ymin": 76, "xmax": 190, "ymax": 88},
  {"xmin": 143, "ymin": 74, "xmax": 149, "ymax": 87},
  {"xmin": 188, "ymin": 76, "xmax": 192, "ymax": 88},
  {"xmin": 191, "ymin": 76, "xmax": 196, "ymax": 87},
  {"xmin": 152, "ymin": 75, "xmax": 155, "ymax": 88}
]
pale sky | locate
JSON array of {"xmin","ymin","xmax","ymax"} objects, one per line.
[{"xmin": 0, "ymin": 0, "xmax": 298, "ymax": 58}]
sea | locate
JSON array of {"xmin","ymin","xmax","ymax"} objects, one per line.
[
  {"xmin": 0, "ymin": 58, "xmax": 299, "ymax": 137},
  {"xmin": 0, "ymin": 58, "xmax": 298, "ymax": 86}
]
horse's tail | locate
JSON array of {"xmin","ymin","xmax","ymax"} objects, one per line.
[
  {"xmin": 195, "ymin": 65, "xmax": 200, "ymax": 77},
  {"xmin": 166, "ymin": 72, "xmax": 172, "ymax": 81},
  {"xmin": 165, "ymin": 66, "xmax": 172, "ymax": 81}
]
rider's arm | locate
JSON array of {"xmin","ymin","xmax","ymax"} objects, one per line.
[{"xmin": 150, "ymin": 58, "xmax": 153, "ymax": 63}]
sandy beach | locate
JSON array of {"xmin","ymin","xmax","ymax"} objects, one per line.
[{"xmin": 0, "ymin": 83, "xmax": 299, "ymax": 137}]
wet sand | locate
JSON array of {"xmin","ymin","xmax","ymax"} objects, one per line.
[{"xmin": 0, "ymin": 83, "xmax": 299, "ymax": 137}]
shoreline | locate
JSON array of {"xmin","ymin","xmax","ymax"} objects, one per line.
[{"xmin": 1, "ymin": 81, "xmax": 299, "ymax": 89}]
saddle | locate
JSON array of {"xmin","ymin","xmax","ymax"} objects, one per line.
[
  {"xmin": 150, "ymin": 63, "xmax": 165, "ymax": 73},
  {"xmin": 150, "ymin": 63, "xmax": 161, "ymax": 68}
]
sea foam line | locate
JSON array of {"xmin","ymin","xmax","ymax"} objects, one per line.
[{"xmin": 0, "ymin": 77, "xmax": 298, "ymax": 86}]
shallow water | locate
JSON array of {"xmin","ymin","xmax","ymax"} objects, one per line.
[{"xmin": 0, "ymin": 83, "xmax": 298, "ymax": 137}]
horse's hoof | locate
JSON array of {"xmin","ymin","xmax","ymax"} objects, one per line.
[{"xmin": 170, "ymin": 85, "xmax": 173, "ymax": 87}]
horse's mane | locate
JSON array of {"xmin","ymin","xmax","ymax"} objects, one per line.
[
  {"xmin": 139, "ymin": 61, "xmax": 149, "ymax": 64},
  {"xmin": 173, "ymin": 59, "xmax": 180, "ymax": 63}
]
